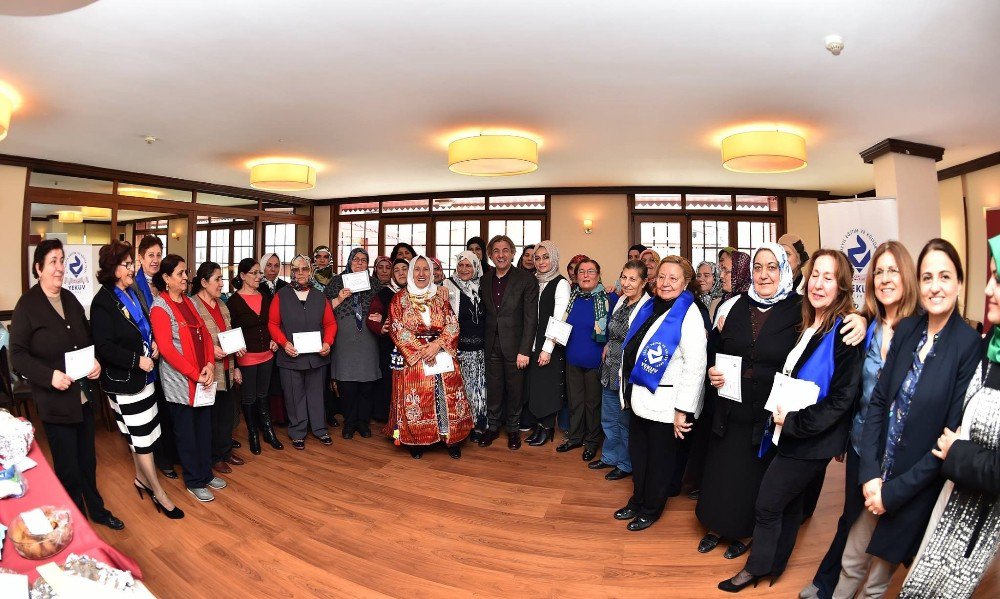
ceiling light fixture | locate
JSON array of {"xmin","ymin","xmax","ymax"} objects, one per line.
[
  {"xmin": 81, "ymin": 206, "xmax": 111, "ymax": 219},
  {"xmin": 448, "ymin": 134, "xmax": 539, "ymax": 177},
  {"xmin": 0, "ymin": 82, "xmax": 23, "ymax": 142},
  {"xmin": 56, "ymin": 210, "xmax": 83, "ymax": 224},
  {"xmin": 721, "ymin": 130, "xmax": 807, "ymax": 173},
  {"xmin": 118, "ymin": 187, "xmax": 161, "ymax": 199},
  {"xmin": 249, "ymin": 161, "xmax": 317, "ymax": 191}
]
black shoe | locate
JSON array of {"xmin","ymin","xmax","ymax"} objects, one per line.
[
  {"xmin": 605, "ymin": 467, "xmax": 631, "ymax": 481},
  {"xmin": 724, "ymin": 540, "xmax": 752, "ymax": 560},
  {"xmin": 527, "ymin": 427, "xmax": 554, "ymax": 446},
  {"xmin": 257, "ymin": 400, "xmax": 284, "ymax": 450},
  {"xmin": 582, "ymin": 447, "xmax": 597, "ymax": 461},
  {"xmin": 159, "ymin": 467, "xmax": 178, "ymax": 480},
  {"xmin": 556, "ymin": 441, "xmax": 583, "ymax": 453},
  {"xmin": 243, "ymin": 407, "xmax": 262, "ymax": 455},
  {"xmin": 688, "ymin": 489, "xmax": 701, "ymax": 500},
  {"xmin": 319, "ymin": 435, "xmax": 333, "ymax": 446},
  {"xmin": 231, "ymin": 439, "xmax": 242, "ymax": 449},
  {"xmin": 524, "ymin": 427, "xmax": 542, "ymax": 445},
  {"xmin": 358, "ymin": 423, "xmax": 373, "ymax": 438},
  {"xmin": 698, "ymin": 533, "xmax": 721, "ymax": 553},
  {"xmin": 447, "ymin": 445, "xmax": 462, "ymax": 459},
  {"xmin": 328, "ymin": 416, "xmax": 340, "ymax": 428},
  {"xmin": 627, "ymin": 516, "xmax": 655, "ymax": 531},
  {"xmin": 292, "ymin": 439, "xmax": 305, "ymax": 450},
  {"xmin": 342, "ymin": 428, "xmax": 355, "ymax": 440},
  {"xmin": 507, "ymin": 432, "xmax": 522, "ymax": 450},
  {"xmin": 614, "ymin": 506, "xmax": 637, "ymax": 521},
  {"xmin": 469, "ymin": 429, "xmax": 483, "ymax": 443},
  {"xmin": 717, "ymin": 570, "xmax": 768, "ymax": 593},
  {"xmin": 409, "ymin": 447, "xmax": 423, "ymax": 459},
  {"xmin": 95, "ymin": 513, "xmax": 125, "ymax": 531},
  {"xmin": 588, "ymin": 460, "xmax": 613, "ymax": 470},
  {"xmin": 477, "ymin": 429, "xmax": 499, "ymax": 447}
]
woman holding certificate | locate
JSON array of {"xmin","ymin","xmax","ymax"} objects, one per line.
[
  {"xmin": 613, "ymin": 255, "xmax": 706, "ymax": 531},
  {"xmin": 228, "ymin": 258, "xmax": 284, "ymax": 454},
  {"xmin": 191, "ymin": 261, "xmax": 245, "ymax": 474},
  {"xmin": 833, "ymin": 239, "xmax": 980, "ymax": 598},
  {"xmin": 149, "ymin": 254, "xmax": 220, "ymax": 503},
  {"xmin": 719, "ymin": 248, "xmax": 864, "ymax": 592},
  {"xmin": 91, "ymin": 240, "xmax": 183, "ymax": 519},
  {"xmin": 387, "ymin": 255, "xmax": 473, "ymax": 459},
  {"xmin": 326, "ymin": 247, "xmax": 382, "ymax": 439},
  {"xmin": 523, "ymin": 241, "xmax": 571, "ymax": 447},
  {"xmin": 267, "ymin": 254, "xmax": 337, "ymax": 451},
  {"xmin": 11, "ymin": 239, "xmax": 124, "ymax": 530}
]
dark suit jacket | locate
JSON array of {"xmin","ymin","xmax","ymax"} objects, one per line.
[
  {"xmin": 480, "ymin": 267, "xmax": 539, "ymax": 360},
  {"xmin": 91, "ymin": 285, "xmax": 147, "ymax": 395},
  {"xmin": 859, "ymin": 309, "xmax": 980, "ymax": 564}
]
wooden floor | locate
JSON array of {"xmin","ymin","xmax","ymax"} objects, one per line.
[{"xmin": 30, "ymin": 411, "xmax": 999, "ymax": 599}]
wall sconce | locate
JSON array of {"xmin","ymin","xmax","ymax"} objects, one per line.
[
  {"xmin": 170, "ymin": 231, "xmax": 181, "ymax": 240},
  {"xmin": 583, "ymin": 219, "xmax": 593, "ymax": 234}
]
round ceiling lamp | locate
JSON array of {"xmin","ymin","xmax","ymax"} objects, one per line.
[
  {"xmin": 249, "ymin": 161, "xmax": 317, "ymax": 191},
  {"xmin": 0, "ymin": 88, "xmax": 16, "ymax": 142},
  {"xmin": 448, "ymin": 134, "xmax": 538, "ymax": 177},
  {"xmin": 721, "ymin": 130, "xmax": 807, "ymax": 173}
]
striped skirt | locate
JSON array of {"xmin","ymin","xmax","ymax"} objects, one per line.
[{"xmin": 107, "ymin": 383, "xmax": 162, "ymax": 454}]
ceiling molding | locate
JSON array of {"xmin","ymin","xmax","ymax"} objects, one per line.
[
  {"xmin": 859, "ymin": 138, "xmax": 945, "ymax": 165},
  {"xmin": 318, "ymin": 185, "xmax": 832, "ymax": 206},
  {"xmin": 937, "ymin": 151, "xmax": 1000, "ymax": 181},
  {"xmin": 0, "ymin": 153, "xmax": 311, "ymax": 206}
]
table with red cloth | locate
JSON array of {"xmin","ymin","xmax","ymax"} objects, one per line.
[{"xmin": 0, "ymin": 442, "xmax": 142, "ymax": 583}]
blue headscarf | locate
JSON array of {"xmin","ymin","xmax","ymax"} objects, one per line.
[{"xmin": 747, "ymin": 243, "xmax": 795, "ymax": 307}]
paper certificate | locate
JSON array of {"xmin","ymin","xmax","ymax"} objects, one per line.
[
  {"xmin": 765, "ymin": 373, "xmax": 820, "ymax": 444},
  {"xmin": 193, "ymin": 382, "xmax": 217, "ymax": 407},
  {"xmin": 341, "ymin": 272, "xmax": 371, "ymax": 293},
  {"xmin": 715, "ymin": 353, "xmax": 742, "ymax": 403},
  {"xmin": 218, "ymin": 328, "xmax": 247, "ymax": 355},
  {"xmin": 64, "ymin": 345, "xmax": 95, "ymax": 381},
  {"xmin": 423, "ymin": 351, "xmax": 455, "ymax": 376},
  {"xmin": 292, "ymin": 331, "xmax": 323, "ymax": 354},
  {"xmin": 545, "ymin": 317, "xmax": 573, "ymax": 346}
]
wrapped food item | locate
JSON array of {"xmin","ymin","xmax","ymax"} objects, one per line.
[
  {"xmin": 30, "ymin": 553, "xmax": 140, "ymax": 598},
  {"xmin": 9, "ymin": 506, "xmax": 73, "ymax": 560},
  {"xmin": 0, "ymin": 409, "xmax": 34, "ymax": 469},
  {"xmin": 0, "ymin": 463, "xmax": 28, "ymax": 499}
]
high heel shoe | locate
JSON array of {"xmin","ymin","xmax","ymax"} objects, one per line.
[
  {"xmin": 717, "ymin": 570, "xmax": 776, "ymax": 593},
  {"xmin": 133, "ymin": 478, "xmax": 152, "ymax": 500},
  {"xmin": 528, "ymin": 427, "xmax": 554, "ymax": 446},
  {"xmin": 150, "ymin": 493, "xmax": 185, "ymax": 520}
]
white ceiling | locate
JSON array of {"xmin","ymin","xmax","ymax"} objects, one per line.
[{"xmin": 0, "ymin": 0, "xmax": 998, "ymax": 199}]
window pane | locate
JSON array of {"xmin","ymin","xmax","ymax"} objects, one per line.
[
  {"xmin": 487, "ymin": 220, "xmax": 543, "ymax": 252},
  {"xmin": 29, "ymin": 173, "xmax": 114, "ymax": 194},
  {"xmin": 736, "ymin": 220, "xmax": 777, "ymax": 255},
  {"xmin": 383, "ymin": 222, "xmax": 427, "ymax": 258},
  {"xmin": 735, "ymin": 195, "xmax": 779, "ymax": 212},
  {"xmin": 686, "ymin": 194, "xmax": 732, "ymax": 211},
  {"xmin": 195, "ymin": 230, "xmax": 208, "ymax": 265},
  {"xmin": 337, "ymin": 220, "xmax": 379, "ymax": 270},
  {"xmin": 634, "ymin": 194, "xmax": 681, "ymax": 210},
  {"xmin": 691, "ymin": 220, "xmax": 730, "ymax": 266},
  {"xmin": 434, "ymin": 220, "xmax": 481, "ymax": 276},
  {"xmin": 489, "ymin": 195, "xmax": 545, "ymax": 211},
  {"xmin": 264, "ymin": 223, "xmax": 298, "ymax": 280},
  {"xmin": 432, "ymin": 197, "xmax": 486, "ymax": 212},
  {"xmin": 119, "ymin": 184, "xmax": 192, "ymax": 203},
  {"xmin": 197, "ymin": 193, "xmax": 257, "ymax": 209},
  {"xmin": 639, "ymin": 221, "xmax": 682, "ymax": 258}
]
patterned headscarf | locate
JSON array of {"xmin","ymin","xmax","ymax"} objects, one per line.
[
  {"xmin": 289, "ymin": 254, "xmax": 312, "ymax": 292},
  {"xmin": 747, "ymin": 243, "xmax": 795, "ymax": 306},
  {"xmin": 341, "ymin": 247, "xmax": 369, "ymax": 275},
  {"xmin": 696, "ymin": 260, "xmax": 724, "ymax": 308},
  {"xmin": 406, "ymin": 255, "xmax": 437, "ymax": 314},
  {"xmin": 447, "ymin": 251, "xmax": 482, "ymax": 316},
  {"xmin": 988, "ymin": 235, "xmax": 1000, "ymax": 364},
  {"xmin": 373, "ymin": 255, "xmax": 393, "ymax": 284},
  {"xmin": 721, "ymin": 250, "xmax": 751, "ymax": 302},
  {"xmin": 332, "ymin": 247, "xmax": 378, "ymax": 330},
  {"xmin": 568, "ymin": 254, "xmax": 589, "ymax": 275},
  {"xmin": 534, "ymin": 240, "xmax": 561, "ymax": 285},
  {"xmin": 389, "ymin": 257, "xmax": 409, "ymax": 293}
]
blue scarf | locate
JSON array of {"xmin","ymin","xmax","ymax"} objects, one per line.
[
  {"xmin": 759, "ymin": 317, "xmax": 841, "ymax": 457},
  {"xmin": 113, "ymin": 285, "xmax": 157, "ymax": 384},
  {"xmin": 134, "ymin": 266, "xmax": 155, "ymax": 310},
  {"xmin": 624, "ymin": 290, "xmax": 695, "ymax": 393}
]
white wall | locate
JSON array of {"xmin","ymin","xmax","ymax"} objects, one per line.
[
  {"xmin": 549, "ymin": 194, "xmax": 629, "ymax": 285},
  {"xmin": 0, "ymin": 165, "xmax": 26, "ymax": 311}
]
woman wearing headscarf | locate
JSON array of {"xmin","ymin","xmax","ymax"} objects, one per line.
[
  {"xmin": 258, "ymin": 252, "xmax": 290, "ymax": 426},
  {"xmin": 387, "ymin": 256, "xmax": 473, "ymax": 459},
  {"xmin": 430, "ymin": 256, "xmax": 446, "ymax": 285},
  {"xmin": 524, "ymin": 241, "xmax": 571, "ymax": 446},
  {"xmin": 719, "ymin": 249, "xmax": 864, "ymax": 592},
  {"xmin": 326, "ymin": 247, "xmax": 382, "ymax": 439},
  {"xmin": 567, "ymin": 254, "xmax": 590, "ymax": 289},
  {"xmin": 373, "ymin": 255, "xmax": 393, "ymax": 287},
  {"xmin": 367, "ymin": 257, "xmax": 409, "ymax": 423},
  {"xmin": 517, "ymin": 244, "xmax": 536, "ymax": 274},
  {"xmin": 466, "ymin": 236, "xmax": 489, "ymax": 272},
  {"xmin": 639, "ymin": 249, "xmax": 661, "ymax": 294},
  {"xmin": 899, "ymin": 235, "xmax": 1000, "ymax": 599},
  {"xmin": 259, "ymin": 252, "xmax": 288, "ymax": 299},
  {"xmin": 713, "ymin": 250, "xmax": 752, "ymax": 328},
  {"xmin": 443, "ymin": 251, "xmax": 487, "ymax": 439},
  {"xmin": 612, "ymin": 255, "xmax": 706, "ymax": 531},
  {"xmin": 696, "ymin": 261, "xmax": 725, "ymax": 319}
]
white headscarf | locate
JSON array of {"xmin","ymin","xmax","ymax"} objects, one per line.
[
  {"xmin": 747, "ymin": 242, "xmax": 795, "ymax": 306},
  {"xmin": 406, "ymin": 255, "xmax": 437, "ymax": 312},
  {"xmin": 446, "ymin": 251, "xmax": 482, "ymax": 315},
  {"xmin": 259, "ymin": 252, "xmax": 281, "ymax": 292},
  {"xmin": 534, "ymin": 240, "xmax": 561, "ymax": 285}
]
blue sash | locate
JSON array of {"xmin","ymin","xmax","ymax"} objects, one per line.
[
  {"xmin": 134, "ymin": 267, "xmax": 154, "ymax": 312},
  {"xmin": 626, "ymin": 291, "xmax": 695, "ymax": 393},
  {"xmin": 113, "ymin": 286, "xmax": 157, "ymax": 384},
  {"xmin": 759, "ymin": 317, "xmax": 841, "ymax": 457},
  {"xmin": 864, "ymin": 320, "xmax": 877, "ymax": 352}
]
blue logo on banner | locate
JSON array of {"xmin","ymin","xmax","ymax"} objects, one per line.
[
  {"xmin": 846, "ymin": 234, "xmax": 871, "ymax": 272},
  {"xmin": 68, "ymin": 253, "xmax": 85, "ymax": 277}
]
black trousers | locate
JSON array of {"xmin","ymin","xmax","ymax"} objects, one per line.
[
  {"xmin": 169, "ymin": 402, "xmax": 214, "ymax": 489},
  {"xmin": 802, "ymin": 467, "xmax": 827, "ymax": 518},
  {"xmin": 44, "ymin": 401, "xmax": 110, "ymax": 521},
  {"xmin": 812, "ymin": 447, "xmax": 863, "ymax": 598},
  {"xmin": 151, "ymin": 381, "xmax": 179, "ymax": 470},
  {"xmin": 566, "ymin": 363, "xmax": 603, "ymax": 449},
  {"xmin": 486, "ymin": 337, "xmax": 524, "ymax": 432},
  {"xmin": 627, "ymin": 412, "xmax": 679, "ymax": 520},
  {"xmin": 210, "ymin": 384, "xmax": 236, "ymax": 464},
  {"xmin": 746, "ymin": 454, "xmax": 830, "ymax": 577},
  {"xmin": 682, "ymin": 388, "xmax": 716, "ymax": 491},
  {"xmin": 239, "ymin": 359, "xmax": 273, "ymax": 406},
  {"xmin": 339, "ymin": 380, "xmax": 376, "ymax": 432}
]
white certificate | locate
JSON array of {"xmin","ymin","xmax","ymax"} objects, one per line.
[
  {"xmin": 292, "ymin": 331, "xmax": 323, "ymax": 354},
  {"xmin": 193, "ymin": 381, "xmax": 217, "ymax": 407},
  {"xmin": 545, "ymin": 316, "xmax": 573, "ymax": 346},
  {"xmin": 64, "ymin": 345, "xmax": 95, "ymax": 381},
  {"xmin": 218, "ymin": 327, "xmax": 247, "ymax": 355},
  {"xmin": 423, "ymin": 351, "xmax": 455, "ymax": 376},
  {"xmin": 715, "ymin": 353, "xmax": 742, "ymax": 403},
  {"xmin": 765, "ymin": 373, "xmax": 820, "ymax": 444},
  {"xmin": 341, "ymin": 272, "xmax": 371, "ymax": 293}
]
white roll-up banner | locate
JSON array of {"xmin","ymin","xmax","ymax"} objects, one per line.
[{"xmin": 818, "ymin": 197, "xmax": 899, "ymax": 309}]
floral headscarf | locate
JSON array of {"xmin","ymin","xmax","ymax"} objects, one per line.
[
  {"xmin": 721, "ymin": 250, "xmax": 751, "ymax": 302},
  {"xmin": 406, "ymin": 255, "xmax": 437, "ymax": 314},
  {"xmin": 747, "ymin": 243, "xmax": 795, "ymax": 306},
  {"xmin": 447, "ymin": 251, "xmax": 482, "ymax": 316},
  {"xmin": 696, "ymin": 260, "xmax": 724, "ymax": 308}
]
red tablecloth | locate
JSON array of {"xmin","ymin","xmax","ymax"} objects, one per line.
[{"xmin": 0, "ymin": 442, "xmax": 142, "ymax": 583}]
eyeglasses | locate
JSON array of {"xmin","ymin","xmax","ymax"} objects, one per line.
[
  {"xmin": 577, "ymin": 269, "xmax": 598, "ymax": 276},
  {"xmin": 119, "ymin": 261, "xmax": 135, "ymax": 270},
  {"xmin": 874, "ymin": 267, "xmax": 900, "ymax": 280},
  {"xmin": 247, "ymin": 270, "xmax": 262, "ymax": 277}
]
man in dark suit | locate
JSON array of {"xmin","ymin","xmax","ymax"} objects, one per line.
[{"xmin": 480, "ymin": 235, "xmax": 539, "ymax": 450}]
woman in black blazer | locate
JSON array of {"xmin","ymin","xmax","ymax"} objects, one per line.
[
  {"xmin": 719, "ymin": 249, "xmax": 863, "ymax": 592},
  {"xmin": 834, "ymin": 239, "xmax": 980, "ymax": 598},
  {"xmin": 10, "ymin": 240, "xmax": 124, "ymax": 530},
  {"xmin": 91, "ymin": 240, "xmax": 183, "ymax": 519}
]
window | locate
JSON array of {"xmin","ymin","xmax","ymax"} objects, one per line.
[
  {"xmin": 435, "ymin": 220, "xmax": 481, "ymax": 276},
  {"xmin": 264, "ymin": 223, "xmax": 297, "ymax": 279},
  {"xmin": 737, "ymin": 220, "xmax": 778, "ymax": 256},
  {"xmin": 690, "ymin": 220, "xmax": 730, "ymax": 265},
  {"xmin": 637, "ymin": 219, "xmax": 683, "ymax": 259},
  {"xmin": 634, "ymin": 194, "xmax": 682, "ymax": 210},
  {"xmin": 488, "ymin": 195, "xmax": 545, "ymax": 211},
  {"xmin": 384, "ymin": 221, "xmax": 427, "ymax": 258},
  {"xmin": 337, "ymin": 220, "xmax": 379, "ymax": 270},
  {"xmin": 194, "ymin": 224, "xmax": 253, "ymax": 291},
  {"xmin": 132, "ymin": 219, "xmax": 168, "ymax": 254},
  {"xmin": 488, "ymin": 219, "xmax": 543, "ymax": 250}
]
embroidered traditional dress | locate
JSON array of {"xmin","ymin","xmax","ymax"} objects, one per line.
[{"xmin": 386, "ymin": 290, "xmax": 473, "ymax": 446}]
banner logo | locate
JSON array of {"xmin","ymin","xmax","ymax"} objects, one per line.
[
  {"xmin": 640, "ymin": 342, "xmax": 668, "ymax": 373},
  {"xmin": 68, "ymin": 252, "xmax": 85, "ymax": 277},
  {"xmin": 64, "ymin": 250, "xmax": 89, "ymax": 294},
  {"xmin": 839, "ymin": 229, "xmax": 877, "ymax": 274}
]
